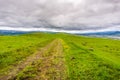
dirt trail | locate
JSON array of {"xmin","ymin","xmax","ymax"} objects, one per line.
[
  {"xmin": 0, "ymin": 39, "xmax": 66, "ymax": 80},
  {"xmin": 34, "ymin": 39, "xmax": 66, "ymax": 80}
]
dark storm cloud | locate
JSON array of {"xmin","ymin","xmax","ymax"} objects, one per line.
[{"xmin": 0, "ymin": 0, "xmax": 120, "ymax": 33}]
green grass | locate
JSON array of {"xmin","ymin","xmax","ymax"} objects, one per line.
[
  {"xmin": 0, "ymin": 32, "xmax": 120, "ymax": 80},
  {"xmin": 60, "ymin": 34, "xmax": 120, "ymax": 80},
  {"xmin": 0, "ymin": 33, "xmax": 55, "ymax": 72}
]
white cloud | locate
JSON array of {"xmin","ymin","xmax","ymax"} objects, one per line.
[{"xmin": 0, "ymin": 0, "xmax": 120, "ymax": 33}]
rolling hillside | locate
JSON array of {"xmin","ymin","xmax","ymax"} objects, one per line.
[{"xmin": 0, "ymin": 33, "xmax": 120, "ymax": 80}]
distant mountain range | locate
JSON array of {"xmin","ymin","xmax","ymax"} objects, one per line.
[
  {"xmin": 80, "ymin": 31, "xmax": 120, "ymax": 36},
  {"xmin": 0, "ymin": 30, "xmax": 28, "ymax": 35},
  {"xmin": 79, "ymin": 31, "xmax": 120, "ymax": 39},
  {"xmin": 0, "ymin": 30, "xmax": 120, "ymax": 38}
]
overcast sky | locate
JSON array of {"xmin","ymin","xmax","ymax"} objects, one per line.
[{"xmin": 0, "ymin": 0, "xmax": 120, "ymax": 33}]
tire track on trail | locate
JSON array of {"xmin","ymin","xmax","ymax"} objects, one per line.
[
  {"xmin": 0, "ymin": 39, "xmax": 66, "ymax": 80},
  {"xmin": 33, "ymin": 39, "xmax": 66, "ymax": 80}
]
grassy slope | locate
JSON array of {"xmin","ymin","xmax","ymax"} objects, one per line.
[
  {"xmin": 0, "ymin": 33, "xmax": 120, "ymax": 80},
  {"xmin": 0, "ymin": 33, "xmax": 55, "ymax": 72},
  {"xmin": 60, "ymin": 34, "xmax": 120, "ymax": 80}
]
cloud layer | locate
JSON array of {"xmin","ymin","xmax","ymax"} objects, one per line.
[{"xmin": 0, "ymin": 0, "xmax": 120, "ymax": 33}]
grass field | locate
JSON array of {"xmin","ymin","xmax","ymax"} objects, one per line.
[{"xmin": 0, "ymin": 32, "xmax": 120, "ymax": 80}]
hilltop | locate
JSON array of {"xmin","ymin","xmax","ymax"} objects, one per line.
[{"xmin": 0, "ymin": 33, "xmax": 120, "ymax": 80}]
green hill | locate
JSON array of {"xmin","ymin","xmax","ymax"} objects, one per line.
[{"xmin": 0, "ymin": 33, "xmax": 120, "ymax": 80}]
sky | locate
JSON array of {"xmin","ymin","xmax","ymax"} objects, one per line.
[{"xmin": 0, "ymin": 0, "xmax": 120, "ymax": 33}]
